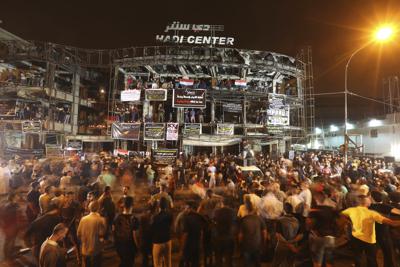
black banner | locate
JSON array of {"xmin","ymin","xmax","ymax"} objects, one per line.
[
  {"xmin": 267, "ymin": 125, "xmax": 284, "ymax": 135},
  {"xmin": 111, "ymin": 123, "xmax": 141, "ymax": 140},
  {"xmin": 144, "ymin": 123, "xmax": 165, "ymax": 140},
  {"xmin": 152, "ymin": 149, "xmax": 178, "ymax": 165},
  {"xmin": 268, "ymin": 93, "xmax": 286, "ymax": 107},
  {"xmin": 173, "ymin": 89, "xmax": 206, "ymax": 108},
  {"xmin": 223, "ymin": 103, "xmax": 242, "ymax": 113},
  {"xmin": 22, "ymin": 120, "xmax": 42, "ymax": 133},
  {"xmin": 66, "ymin": 140, "xmax": 83, "ymax": 150},
  {"xmin": 184, "ymin": 123, "xmax": 202, "ymax": 135},
  {"xmin": 5, "ymin": 147, "xmax": 44, "ymax": 158},
  {"xmin": 145, "ymin": 89, "xmax": 168, "ymax": 101}
]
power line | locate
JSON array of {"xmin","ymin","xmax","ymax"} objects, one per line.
[
  {"xmin": 311, "ymin": 91, "xmax": 344, "ymax": 96},
  {"xmin": 348, "ymin": 91, "xmax": 400, "ymax": 109}
]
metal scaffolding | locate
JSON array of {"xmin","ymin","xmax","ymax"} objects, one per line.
[
  {"xmin": 383, "ymin": 76, "xmax": 400, "ymax": 114},
  {"xmin": 298, "ymin": 46, "xmax": 316, "ymax": 141}
]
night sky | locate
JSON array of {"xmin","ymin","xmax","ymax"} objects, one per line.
[{"xmin": 2, "ymin": 0, "xmax": 400, "ymax": 126}]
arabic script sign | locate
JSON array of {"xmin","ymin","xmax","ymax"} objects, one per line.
[{"xmin": 156, "ymin": 21, "xmax": 235, "ymax": 46}]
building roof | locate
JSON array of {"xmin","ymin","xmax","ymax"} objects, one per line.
[{"xmin": 0, "ymin": 27, "xmax": 29, "ymax": 44}]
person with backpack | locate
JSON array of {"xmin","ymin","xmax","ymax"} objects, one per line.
[{"xmin": 113, "ymin": 196, "xmax": 139, "ymax": 267}]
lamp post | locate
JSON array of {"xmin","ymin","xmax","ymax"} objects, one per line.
[{"xmin": 344, "ymin": 26, "xmax": 394, "ymax": 163}]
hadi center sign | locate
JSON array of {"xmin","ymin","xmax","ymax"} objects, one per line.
[{"xmin": 156, "ymin": 21, "xmax": 235, "ymax": 46}]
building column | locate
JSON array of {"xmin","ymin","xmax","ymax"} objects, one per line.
[
  {"xmin": 211, "ymin": 99, "xmax": 217, "ymax": 154},
  {"xmin": 71, "ymin": 68, "xmax": 80, "ymax": 135},
  {"xmin": 46, "ymin": 63, "xmax": 56, "ymax": 131}
]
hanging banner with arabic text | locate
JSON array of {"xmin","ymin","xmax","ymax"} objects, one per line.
[
  {"xmin": 266, "ymin": 107, "xmax": 290, "ymax": 126},
  {"xmin": 144, "ymin": 123, "xmax": 165, "ymax": 141},
  {"xmin": 111, "ymin": 123, "xmax": 141, "ymax": 140},
  {"xmin": 152, "ymin": 149, "xmax": 178, "ymax": 165},
  {"xmin": 66, "ymin": 140, "xmax": 83, "ymax": 150},
  {"xmin": 166, "ymin": 123, "xmax": 179, "ymax": 141},
  {"xmin": 145, "ymin": 89, "xmax": 168, "ymax": 101},
  {"xmin": 216, "ymin": 124, "xmax": 234, "ymax": 135},
  {"xmin": 45, "ymin": 144, "xmax": 63, "ymax": 158},
  {"xmin": 173, "ymin": 89, "xmax": 206, "ymax": 108},
  {"xmin": 223, "ymin": 103, "xmax": 242, "ymax": 113},
  {"xmin": 22, "ymin": 120, "xmax": 42, "ymax": 133},
  {"xmin": 184, "ymin": 123, "xmax": 202, "ymax": 135},
  {"xmin": 121, "ymin": 89, "xmax": 141, "ymax": 102}
]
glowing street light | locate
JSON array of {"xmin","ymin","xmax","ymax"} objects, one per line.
[
  {"xmin": 375, "ymin": 26, "xmax": 395, "ymax": 42},
  {"xmin": 343, "ymin": 24, "xmax": 395, "ymax": 162}
]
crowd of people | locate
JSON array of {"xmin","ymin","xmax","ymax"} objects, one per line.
[
  {"xmin": 0, "ymin": 69, "xmax": 45, "ymax": 88},
  {"xmin": 0, "ymin": 151, "xmax": 400, "ymax": 267}
]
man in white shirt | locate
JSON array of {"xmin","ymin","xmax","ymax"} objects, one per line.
[
  {"xmin": 0, "ymin": 161, "xmax": 11, "ymax": 195},
  {"xmin": 299, "ymin": 181, "xmax": 312, "ymax": 217},
  {"xmin": 77, "ymin": 201, "xmax": 106, "ymax": 267}
]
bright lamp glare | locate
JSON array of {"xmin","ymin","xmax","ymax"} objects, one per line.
[
  {"xmin": 368, "ymin": 119, "xmax": 382, "ymax": 127},
  {"xmin": 315, "ymin": 127, "xmax": 322, "ymax": 134},
  {"xmin": 346, "ymin": 123, "xmax": 354, "ymax": 130},
  {"xmin": 375, "ymin": 26, "xmax": 394, "ymax": 41},
  {"xmin": 330, "ymin": 125, "xmax": 339, "ymax": 132}
]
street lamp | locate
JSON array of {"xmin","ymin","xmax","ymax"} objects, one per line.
[{"xmin": 344, "ymin": 25, "xmax": 395, "ymax": 162}]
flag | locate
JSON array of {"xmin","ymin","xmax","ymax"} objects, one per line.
[
  {"xmin": 235, "ymin": 80, "xmax": 247, "ymax": 87},
  {"xmin": 180, "ymin": 79, "xmax": 194, "ymax": 86}
]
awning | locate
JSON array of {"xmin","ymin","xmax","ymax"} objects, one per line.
[{"xmin": 183, "ymin": 134, "xmax": 242, "ymax": 147}]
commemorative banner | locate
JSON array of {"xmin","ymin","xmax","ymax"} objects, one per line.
[
  {"xmin": 152, "ymin": 149, "xmax": 178, "ymax": 165},
  {"xmin": 144, "ymin": 123, "xmax": 165, "ymax": 141},
  {"xmin": 45, "ymin": 144, "xmax": 64, "ymax": 158},
  {"xmin": 223, "ymin": 103, "xmax": 242, "ymax": 113},
  {"xmin": 22, "ymin": 120, "xmax": 42, "ymax": 133},
  {"xmin": 166, "ymin": 123, "xmax": 179, "ymax": 141},
  {"xmin": 267, "ymin": 125, "xmax": 284, "ymax": 135},
  {"xmin": 4, "ymin": 131, "xmax": 23, "ymax": 148},
  {"xmin": 268, "ymin": 93, "xmax": 286, "ymax": 107},
  {"xmin": 120, "ymin": 89, "xmax": 141, "ymax": 102},
  {"xmin": 267, "ymin": 93, "xmax": 289, "ymax": 126},
  {"xmin": 145, "ymin": 89, "xmax": 168, "ymax": 101},
  {"xmin": 173, "ymin": 89, "xmax": 206, "ymax": 108},
  {"xmin": 111, "ymin": 123, "xmax": 141, "ymax": 140},
  {"xmin": 184, "ymin": 123, "xmax": 202, "ymax": 135},
  {"xmin": 66, "ymin": 140, "xmax": 83, "ymax": 150},
  {"xmin": 266, "ymin": 107, "xmax": 290, "ymax": 126},
  {"xmin": 216, "ymin": 124, "xmax": 234, "ymax": 135},
  {"xmin": 5, "ymin": 148, "xmax": 44, "ymax": 158}
]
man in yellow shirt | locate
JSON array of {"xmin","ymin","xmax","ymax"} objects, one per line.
[{"xmin": 342, "ymin": 195, "xmax": 400, "ymax": 267}]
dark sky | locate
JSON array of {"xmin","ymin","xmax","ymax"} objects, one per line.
[{"xmin": 2, "ymin": 0, "xmax": 400, "ymax": 125}]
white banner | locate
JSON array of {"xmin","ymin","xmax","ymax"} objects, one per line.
[
  {"xmin": 216, "ymin": 124, "xmax": 234, "ymax": 135},
  {"xmin": 121, "ymin": 90, "xmax": 141, "ymax": 102},
  {"xmin": 166, "ymin": 123, "xmax": 179, "ymax": 141}
]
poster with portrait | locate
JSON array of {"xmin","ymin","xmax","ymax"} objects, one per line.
[{"xmin": 166, "ymin": 123, "xmax": 179, "ymax": 141}]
